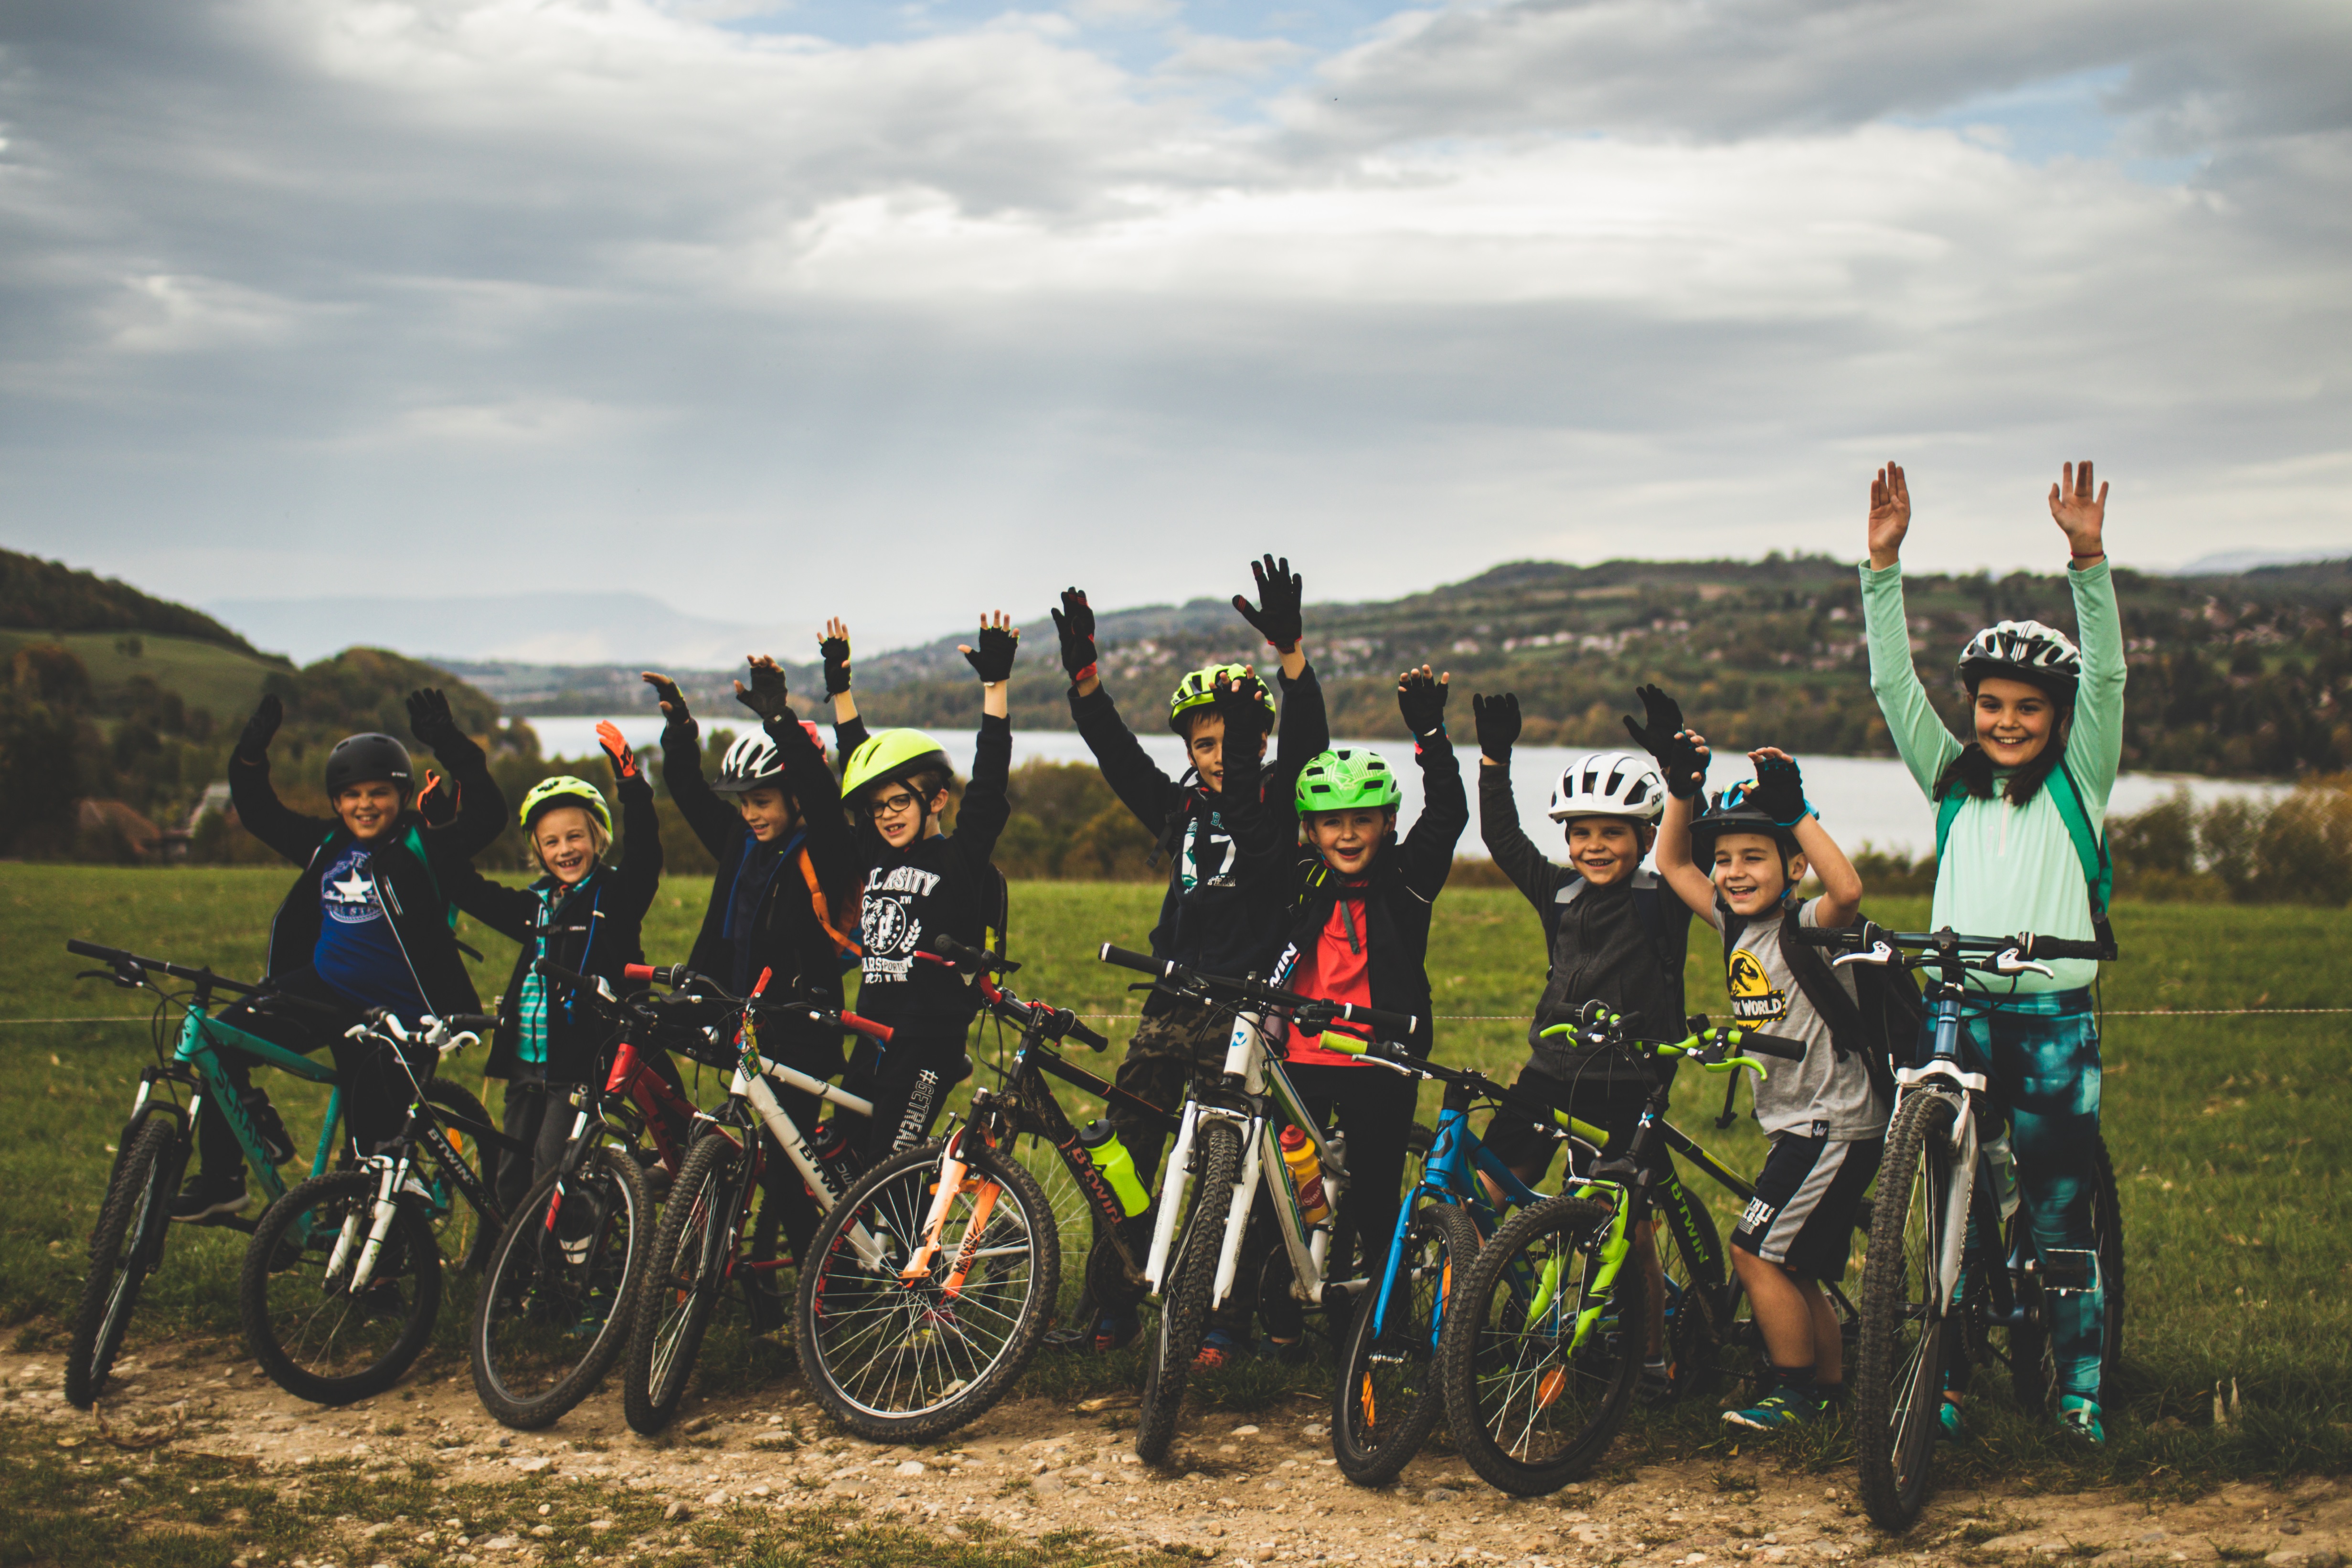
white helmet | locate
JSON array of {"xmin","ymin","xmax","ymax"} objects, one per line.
[
  {"xmin": 1547, "ymin": 750, "xmax": 1666, "ymax": 824},
  {"xmin": 1958, "ymin": 619, "xmax": 2082, "ymax": 700}
]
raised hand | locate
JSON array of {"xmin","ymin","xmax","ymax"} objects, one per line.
[
  {"xmin": 1867, "ymin": 461, "xmax": 1911, "ymax": 570},
  {"xmin": 819, "ymin": 618, "xmax": 853, "ymax": 696},
  {"xmin": 405, "ymin": 687, "xmax": 461, "ymax": 750},
  {"xmin": 1232, "ymin": 554, "xmax": 1303, "ymax": 653},
  {"xmin": 734, "ymin": 655, "xmax": 793, "ymax": 722},
  {"xmin": 1397, "ymin": 665, "xmax": 1450, "ymax": 736},
  {"xmin": 640, "ymin": 671, "xmax": 695, "ymax": 738},
  {"xmin": 1471, "ymin": 692, "xmax": 1521, "ymax": 764},
  {"xmin": 1210, "ymin": 668, "xmax": 1275, "ymax": 746},
  {"xmin": 1745, "ymin": 747, "xmax": 1809, "ymax": 826},
  {"xmin": 596, "ymin": 721, "xmax": 639, "ymax": 781},
  {"xmin": 1050, "ymin": 587, "xmax": 1097, "ymax": 679},
  {"xmin": 960, "ymin": 611, "xmax": 1020, "ymax": 683},
  {"xmin": 235, "ymin": 692, "xmax": 283, "ymax": 763},
  {"xmin": 2049, "ymin": 459, "xmax": 2107, "ymax": 562},
  {"xmin": 1622, "ymin": 683, "xmax": 1706, "ymax": 799}
]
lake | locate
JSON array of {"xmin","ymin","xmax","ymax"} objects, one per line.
[{"xmin": 522, "ymin": 716, "xmax": 2291, "ymax": 861}]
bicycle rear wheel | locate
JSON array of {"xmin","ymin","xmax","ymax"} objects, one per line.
[
  {"xmin": 1333, "ymin": 1200, "xmax": 1478, "ymax": 1486},
  {"xmin": 1135, "ymin": 1118, "xmax": 1241, "ymax": 1467},
  {"xmin": 65, "ymin": 1116, "xmax": 182, "ymax": 1409},
  {"xmin": 2006, "ymin": 1131, "xmax": 2125, "ymax": 1415},
  {"xmin": 1438, "ymin": 1195, "xmax": 1636, "ymax": 1496},
  {"xmin": 622, "ymin": 1133, "xmax": 741, "ymax": 1434},
  {"xmin": 241, "ymin": 1170, "xmax": 442, "ymax": 1404},
  {"xmin": 1854, "ymin": 1092, "xmax": 1958, "ymax": 1532},
  {"xmin": 471, "ymin": 1145, "xmax": 653, "ymax": 1429}
]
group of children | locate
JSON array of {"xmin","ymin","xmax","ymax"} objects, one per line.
[{"xmin": 174, "ymin": 459, "xmax": 2124, "ymax": 1445}]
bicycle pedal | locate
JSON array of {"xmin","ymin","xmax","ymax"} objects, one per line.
[{"xmin": 2032, "ymin": 1248, "xmax": 2097, "ymax": 1295}]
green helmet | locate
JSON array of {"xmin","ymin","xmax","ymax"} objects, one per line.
[
  {"xmin": 518, "ymin": 774, "xmax": 612, "ymax": 836},
  {"xmin": 1168, "ymin": 662, "xmax": 1277, "ymax": 736},
  {"xmin": 1294, "ymin": 748, "xmax": 1402, "ymax": 818},
  {"xmin": 841, "ymin": 728, "xmax": 955, "ymax": 801}
]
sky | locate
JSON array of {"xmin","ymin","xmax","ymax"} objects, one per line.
[{"xmin": 2, "ymin": 0, "xmax": 2350, "ymax": 661}]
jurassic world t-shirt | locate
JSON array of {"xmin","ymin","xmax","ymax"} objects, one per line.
[
  {"xmin": 312, "ymin": 843, "xmax": 431, "ymax": 1018},
  {"xmin": 1722, "ymin": 899, "xmax": 1886, "ymax": 1142}
]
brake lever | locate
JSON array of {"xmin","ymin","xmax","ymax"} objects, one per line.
[
  {"xmin": 1992, "ymin": 948, "xmax": 2056, "ymax": 979},
  {"xmin": 81, "ymin": 967, "xmax": 141, "ymax": 989},
  {"xmin": 1831, "ymin": 940, "xmax": 1894, "ymax": 969}
]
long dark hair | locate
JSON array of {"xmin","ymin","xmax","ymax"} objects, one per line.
[{"xmin": 1932, "ymin": 694, "xmax": 2073, "ymax": 808}]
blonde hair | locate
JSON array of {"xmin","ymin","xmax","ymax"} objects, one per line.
[{"xmin": 530, "ymin": 805, "xmax": 611, "ymax": 874}]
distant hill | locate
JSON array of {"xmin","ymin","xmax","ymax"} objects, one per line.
[{"xmin": 1, "ymin": 548, "xmax": 263, "ymax": 652}]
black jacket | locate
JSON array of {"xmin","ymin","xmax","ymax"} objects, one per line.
[
  {"xmin": 1072, "ymin": 663, "xmax": 1329, "ymax": 992},
  {"xmin": 1271, "ymin": 731, "xmax": 1468, "ymax": 1058},
  {"xmin": 449, "ymin": 770, "xmax": 662, "ymax": 1084},
  {"xmin": 1479, "ymin": 762, "xmax": 1690, "ymax": 1086},
  {"xmin": 232, "ymin": 729, "xmax": 506, "ymax": 1020},
  {"xmin": 851, "ymin": 714, "xmax": 1012, "ymax": 1041},
  {"xmin": 664, "ymin": 706, "xmax": 860, "ymax": 1067}
]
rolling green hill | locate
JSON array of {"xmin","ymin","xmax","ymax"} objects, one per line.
[
  {"xmin": 0, "ymin": 548, "xmax": 260, "ymax": 651},
  {"xmin": 0, "ymin": 628, "xmax": 292, "ymax": 725}
]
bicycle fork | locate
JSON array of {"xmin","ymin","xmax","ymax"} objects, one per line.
[{"xmin": 332, "ymin": 1153, "xmax": 422, "ymax": 1294}]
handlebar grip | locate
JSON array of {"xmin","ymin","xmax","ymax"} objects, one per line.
[
  {"xmin": 1795, "ymin": 928, "xmax": 1855, "ymax": 948},
  {"xmin": 840, "ymin": 1011, "xmax": 894, "ymax": 1044},
  {"xmin": 66, "ymin": 939, "xmax": 131, "ymax": 964},
  {"xmin": 533, "ymin": 959, "xmax": 610, "ymax": 999},
  {"xmin": 2020, "ymin": 934, "xmax": 2106, "ymax": 961},
  {"xmin": 1098, "ymin": 944, "xmax": 1169, "ymax": 977},
  {"xmin": 926, "ymin": 932, "xmax": 984, "ymax": 965},
  {"xmin": 624, "ymin": 963, "xmax": 654, "ymax": 982},
  {"xmin": 1329, "ymin": 1002, "xmax": 1419, "ymax": 1040},
  {"xmin": 1066, "ymin": 1019, "xmax": 1110, "ymax": 1052},
  {"xmin": 1734, "ymin": 1031, "xmax": 1807, "ymax": 1061},
  {"xmin": 441, "ymin": 1013, "xmax": 499, "ymax": 1033}
]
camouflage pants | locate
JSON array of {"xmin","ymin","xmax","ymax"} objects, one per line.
[{"xmin": 1105, "ymin": 994, "xmax": 1228, "ymax": 1189}]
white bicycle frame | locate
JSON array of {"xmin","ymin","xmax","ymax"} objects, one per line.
[{"xmin": 1142, "ymin": 1007, "xmax": 1354, "ymax": 1311}]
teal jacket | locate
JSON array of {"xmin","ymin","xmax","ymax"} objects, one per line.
[{"xmin": 1861, "ymin": 558, "xmax": 2126, "ymax": 992}]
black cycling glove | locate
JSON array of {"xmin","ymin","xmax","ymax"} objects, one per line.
[
  {"xmin": 1050, "ymin": 587, "xmax": 1098, "ymax": 681},
  {"xmin": 1211, "ymin": 670, "xmax": 1275, "ymax": 747},
  {"xmin": 1472, "ymin": 692, "xmax": 1520, "ymax": 763},
  {"xmin": 735, "ymin": 659, "xmax": 793, "ymax": 723},
  {"xmin": 1747, "ymin": 753, "xmax": 1812, "ymax": 827},
  {"xmin": 963, "ymin": 621, "xmax": 1020, "ymax": 683},
  {"xmin": 1232, "ymin": 554, "xmax": 1303, "ymax": 653},
  {"xmin": 641, "ymin": 672, "xmax": 696, "ymax": 742},
  {"xmin": 1622, "ymin": 683, "xmax": 1707, "ymax": 800},
  {"xmin": 1397, "ymin": 669, "xmax": 1448, "ymax": 737},
  {"xmin": 405, "ymin": 688, "xmax": 462, "ymax": 752},
  {"xmin": 820, "ymin": 631, "xmax": 852, "ymax": 696},
  {"xmin": 235, "ymin": 693, "xmax": 283, "ymax": 764}
]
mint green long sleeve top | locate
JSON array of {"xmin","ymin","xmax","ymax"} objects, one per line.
[{"xmin": 1860, "ymin": 558, "xmax": 2126, "ymax": 992}]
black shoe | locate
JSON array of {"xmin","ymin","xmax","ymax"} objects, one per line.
[
  {"xmin": 245, "ymin": 1089, "xmax": 297, "ymax": 1165},
  {"xmin": 171, "ymin": 1170, "xmax": 249, "ymax": 1224}
]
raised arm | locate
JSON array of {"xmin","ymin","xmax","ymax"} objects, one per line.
[
  {"xmin": 1750, "ymin": 748, "xmax": 1860, "ymax": 928},
  {"xmin": 1393, "ymin": 668, "xmax": 1467, "ymax": 897},
  {"xmin": 1233, "ymin": 552, "xmax": 1309, "ymax": 685},
  {"xmin": 1471, "ymin": 693, "xmax": 1566, "ymax": 908},
  {"xmin": 1625, "ymin": 684, "xmax": 1714, "ymax": 920},
  {"xmin": 597, "ymin": 722, "xmax": 665, "ymax": 922},
  {"xmin": 950, "ymin": 612, "xmax": 1019, "ymax": 865},
  {"xmin": 738, "ymin": 656, "xmax": 863, "ymax": 908},
  {"xmin": 1859, "ymin": 461, "xmax": 1963, "ymax": 797},
  {"xmin": 225, "ymin": 694, "xmax": 335, "ymax": 864},
  {"xmin": 644, "ymin": 671, "xmax": 738, "ymax": 859},
  {"xmin": 407, "ymin": 688, "xmax": 506, "ymax": 861},
  {"xmin": 2049, "ymin": 461, "xmax": 2127, "ymax": 813}
]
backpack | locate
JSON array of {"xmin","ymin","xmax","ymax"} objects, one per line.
[
  {"xmin": 1554, "ymin": 870, "xmax": 1689, "ymax": 991},
  {"xmin": 1934, "ymin": 757, "xmax": 2118, "ymax": 959},
  {"xmin": 1716, "ymin": 910, "xmax": 1926, "ymax": 1120}
]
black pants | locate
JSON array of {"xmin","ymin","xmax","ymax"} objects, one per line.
[
  {"xmin": 496, "ymin": 1049, "xmax": 691, "ymax": 1213},
  {"xmin": 195, "ymin": 968, "xmax": 415, "ymax": 1177},
  {"xmin": 841, "ymin": 1028, "xmax": 972, "ymax": 1167}
]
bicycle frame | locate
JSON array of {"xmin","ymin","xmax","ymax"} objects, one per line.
[{"xmin": 1368, "ymin": 1083, "xmax": 1550, "ymax": 1342}]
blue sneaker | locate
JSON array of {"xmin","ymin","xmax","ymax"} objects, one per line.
[
  {"xmin": 2059, "ymin": 1395, "xmax": 2105, "ymax": 1445},
  {"xmin": 1723, "ymin": 1389, "xmax": 1819, "ymax": 1431},
  {"xmin": 1937, "ymin": 1399, "xmax": 1966, "ymax": 1442}
]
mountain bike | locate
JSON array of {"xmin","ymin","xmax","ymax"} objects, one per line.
[
  {"xmin": 795, "ymin": 935, "xmax": 1177, "ymax": 1440},
  {"xmin": 468, "ymin": 959, "xmax": 715, "ymax": 1430},
  {"xmin": 1437, "ymin": 1003, "xmax": 1801, "ymax": 1494},
  {"xmin": 619, "ymin": 965, "xmax": 892, "ymax": 1436},
  {"xmin": 1800, "ymin": 926, "xmax": 2123, "ymax": 1531},
  {"xmin": 1096, "ymin": 943, "xmax": 1421, "ymax": 1466},
  {"xmin": 240, "ymin": 1008, "xmax": 510, "ymax": 1404},
  {"xmin": 57, "ymin": 940, "xmax": 486, "ymax": 1408}
]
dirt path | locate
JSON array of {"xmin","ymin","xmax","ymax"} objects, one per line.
[{"xmin": 6, "ymin": 1345, "xmax": 2344, "ymax": 1568}]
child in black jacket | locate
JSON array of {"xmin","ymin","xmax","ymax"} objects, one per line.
[{"xmin": 447, "ymin": 724, "xmax": 667, "ymax": 1213}]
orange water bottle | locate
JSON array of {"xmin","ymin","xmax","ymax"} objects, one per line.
[{"xmin": 1278, "ymin": 1125, "xmax": 1330, "ymax": 1226}]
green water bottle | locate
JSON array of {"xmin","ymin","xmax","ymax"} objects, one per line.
[{"xmin": 1078, "ymin": 1120, "xmax": 1150, "ymax": 1218}]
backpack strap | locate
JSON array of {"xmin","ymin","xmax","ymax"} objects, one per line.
[
  {"xmin": 1778, "ymin": 915, "xmax": 1898, "ymax": 1103},
  {"xmin": 795, "ymin": 846, "xmax": 864, "ymax": 963}
]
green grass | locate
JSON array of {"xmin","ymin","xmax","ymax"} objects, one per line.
[
  {"xmin": 4, "ymin": 864, "xmax": 2350, "ymax": 1493},
  {"xmin": 0, "ymin": 629, "xmax": 289, "ymax": 722}
]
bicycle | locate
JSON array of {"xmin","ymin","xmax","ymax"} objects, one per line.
[
  {"xmin": 239, "ymin": 1007, "xmax": 511, "ymax": 1404},
  {"xmin": 1801, "ymin": 926, "xmax": 2122, "ymax": 1531},
  {"xmin": 1436, "ymin": 1003, "xmax": 1802, "ymax": 1494},
  {"xmin": 1096, "ymin": 942, "xmax": 1420, "ymax": 1466},
  {"xmin": 619, "ymin": 964, "xmax": 893, "ymax": 1436},
  {"xmin": 794, "ymin": 934, "xmax": 1176, "ymax": 1440},
  {"xmin": 468, "ymin": 959, "xmax": 715, "ymax": 1430}
]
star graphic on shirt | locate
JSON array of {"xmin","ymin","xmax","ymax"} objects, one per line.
[{"xmin": 329, "ymin": 871, "xmax": 373, "ymax": 904}]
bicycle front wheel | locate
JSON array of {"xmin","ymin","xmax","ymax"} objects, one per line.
[
  {"xmin": 798, "ymin": 1139, "xmax": 1058, "ymax": 1441},
  {"xmin": 1135, "ymin": 1117, "xmax": 1241, "ymax": 1467},
  {"xmin": 1438, "ymin": 1195, "xmax": 1636, "ymax": 1496},
  {"xmin": 470, "ymin": 1145, "xmax": 653, "ymax": 1429},
  {"xmin": 241, "ymin": 1170, "xmax": 442, "ymax": 1404},
  {"xmin": 65, "ymin": 1116, "xmax": 182, "ymax": 1409},
  {"xmin": 1854, "ymin": 1092, "xmax": 1958, "ymax": 1532},
  {"xmin": 622, "ymin": 1132, "xmax": 742, "ymax": 1435},
  {"xmin": 1333, "ymin": 1200, "xmax": 1478, "ymax": 1486}
]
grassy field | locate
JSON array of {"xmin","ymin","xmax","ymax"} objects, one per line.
[
  {"xmin": 0, "ymin": 629, "xmax": 289, "ymax": 721},
  {"xmin": 3, "ymin": 864, "xmax": 2348, "ymax": 1492}
]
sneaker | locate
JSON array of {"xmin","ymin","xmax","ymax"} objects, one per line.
[
  {"xmin": 2059, "ymin": 1394, "xmax": 2105, "ymax": 1445},
  {"xmin": 1092, "ymin": 1311, "xmax": 1139, "ymax": 1353},
  {"xmin": 1636, "ymin": 1358, "xmax": 1677, "ymax": 1406},
  {"xmin": 1722, "ymin": 1389, "xmax": 1820, "ymax": 1431},
  {"xmin": 1937, "ymin": 1398, "xmax": 1966, "ymax": 1442},
  {"xmin": 245, "ymin": 1089, "xmax": 297, "ymax": 1165},
  {"xmin": 1193, "ymin": 1329, "xmax": 1247, "ymax": 1372},
  {"xmin": 170, "ymin": 1170, "xmax": 248, "ymax": 1224}
]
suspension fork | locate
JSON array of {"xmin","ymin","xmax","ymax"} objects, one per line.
[
  {"xmin": 1144, "ymin": 1099, "xmax": 1203, "ymax": 1292},
  {"xmin": 1210, "ymin": 1112, "xmax": 1268, "ymax": 1310}
]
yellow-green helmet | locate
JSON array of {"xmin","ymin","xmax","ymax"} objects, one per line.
[
  {"xmin": 841, "ymin": 728, "xmax": 955, "ymax": 801},
  {"xmin": 518, "ymin": 774, "xmax": 612, "ymax": 836},
  {"xmin": 1295, "ymin": 748, "xmax": 1401, "ymax": 818},
  {"xmin": 1168, "ymin": 663, "xmax": 1277, "ymax": 736}
]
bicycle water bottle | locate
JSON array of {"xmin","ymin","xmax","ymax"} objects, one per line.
[
  {"xmin": 1077, "ymin": 1120, "xmax": 1151, "ymax": 1218},
  {"xmin": 812, "ymin": 1120, "xmax": 861, "ymax": 1197},
  {"xmin": 1279, "ymin": 1125, "xmax": 1331, "ymax": 1226}
]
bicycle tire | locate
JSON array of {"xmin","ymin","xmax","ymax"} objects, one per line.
[
  {"xmin": 1654, "ymin": 1191, "xmax": 1727, "ymax": 1404},
  {"xmin": 422, "ymin": 1079, "xmax": 500, "ymax": 1276},
  {"xmin": 622, "ymin": 1133, "xmax": 741, "ymax": 1434},
  {"xmin": 1333, "ymin": 1200, "xmax": 1478, "ymax": 1486},
  {"xmin": 470, "ymin": 1145, "xmax": 653, "ymax": 1429},
  {"xmin": 64, "ymin": 1117, "xmax": 181, "ymax": 1409},
  {"xmin": 797, "ymin": 1139, "xmax": 1059, "ymax": 1441},
  {"xmin": 241, "ymin": 1169, "xmax": 443, "ymax": 1404},
  {"xmin": 1438, "ymin": 1195, "xmax": 1638, "ymax": 1496},
  {"xmin": 1854, "ymin": 1092, "xmax": 1957, "ymax": 1532},
  {"xmin": 2006, "ymin": 1131, "xmax": 2126, "ymax": 1415},
  {"xmin": 1135, "ymin": 1118, "xmax": 1241, "ymax": 1467}
]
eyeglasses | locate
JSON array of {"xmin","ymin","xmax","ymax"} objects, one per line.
[{"xmin": 867, "ymin": 790, "xmax": 922, "ymax": 820}]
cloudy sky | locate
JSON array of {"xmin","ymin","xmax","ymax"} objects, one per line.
[{"xmin": 3, "ymin": 0, "xmax": 2349, "ymax": 659}]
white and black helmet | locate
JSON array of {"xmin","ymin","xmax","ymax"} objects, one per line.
[
  {"xmin": 1547, "ymin": 750, "xmax": 1667, "ymax": 824},
  {"xmin": 1958, "ymin": 619, "xmax": 2082, "ymax": 701}
]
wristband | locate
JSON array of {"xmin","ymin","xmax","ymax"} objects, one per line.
[
  {"xmin": 1073, "ymin": 662, "xmax": 1098, "ymax": 686},
  {"xmin": 1772, "ymin": 799, "xmax": 1818, "ymax": 829}
]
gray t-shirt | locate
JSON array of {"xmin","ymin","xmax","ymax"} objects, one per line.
[{"xmin": 1720, "ymin": 899, "xmax": 1889, "ymax": 1142}]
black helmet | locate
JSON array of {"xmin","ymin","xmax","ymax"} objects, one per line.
[
  {"xmin": 1685, "ymin": 781, "xmax": 1799, "ymax": 860},
  {"xmin": 324, "ymin": 733, "xmax": 414, "ymax": 798}
]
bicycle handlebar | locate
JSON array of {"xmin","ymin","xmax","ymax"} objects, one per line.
[
  {"xmin": 534, "ymin": 958, "xmax": 618, "ymax": 1003},
  {"xmin": 1796, "ymin": 925, "xmax": 2107, "ymax": 964},
  {"xmin": 66, "ymin": 938, "xmax": 352, "ymax": 1020},
  {"xmin": 1096, "ymin": 943, "xmax": 1421, "ymax": 1043},
  {"xmin": 1727, "ymin": 1029, "xmax": 1806, "ymax": 1061}
]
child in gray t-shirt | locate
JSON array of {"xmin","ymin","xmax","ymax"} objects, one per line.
[{"xmin": 1650, "ymin": 741, "xmax": 1885, "ymax": 1433}]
